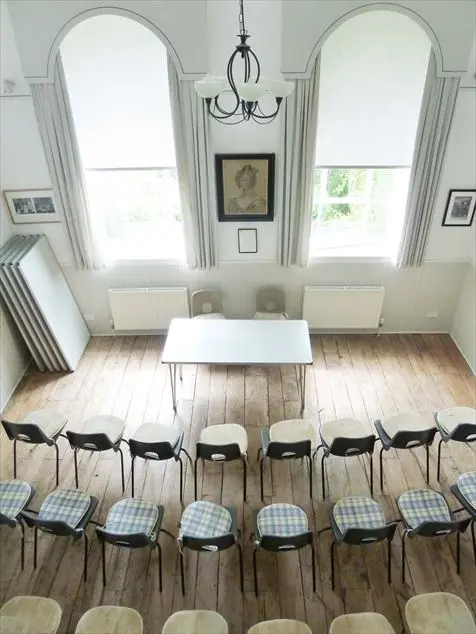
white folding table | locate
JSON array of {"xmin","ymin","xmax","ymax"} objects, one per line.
[{"xmin": 162, "ymin": 319, "xmax": 313, "ymax": 412}]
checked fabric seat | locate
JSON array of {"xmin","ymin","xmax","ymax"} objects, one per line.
[
  {"xmin": 450, "ymin": 471, "xmax": 476, "ymax": 564},
  {"xmin": 0, "ymin": 479, "xmax": 35, "ymax": 569}
]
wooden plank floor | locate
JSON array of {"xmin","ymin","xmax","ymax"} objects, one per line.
[{"xmin": 1, "ymin": 334, "xmax": 475, "ymax": 633}]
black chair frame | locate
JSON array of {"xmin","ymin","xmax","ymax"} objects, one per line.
[
  {"xmin": 251, "ymin": 508, "xmax": 316, "ymax": 596},
  {"xmin": 66, "ymin": 430, "xmax": 128, "ymax": 492},
  {"xmin": 195, "ymin": 442, "xmax": 246, "ymax": 501},
  {"xmin": 375, "ymin": 420, "xmax": 437, "ymax": 489},
  {"xmin": 179, "ymin": 506, "xmax": 243, "ymax": 596},
  {"xmin": 129, "ymin": 431, "xmax": 192, "ymax": 501},
  {"xmin": 450, "ymin": 482, "xmax": 476, "ymax": 565},
  {"xmin": 397, "ymin": 497, "xmax": 471, "ymax": 583},
  {"xmin": 22, "ymin": 496, "xmax": 98, "ymax": 582},
  {"xmin": 0, "ymin": 484, "xmax": 36, "ymax": 569},
  {"xmin": 1, "ymin": 420, "xmax": 65, "ymax": 487},
  {"xmin": 317, "ymin": 434, "xmax": 376, "ymax": 499},
  {"xmin": 436, "ymin": 419, "xmax": 476, "ymax": 482},
  {"xmin": 96, "ymin": 504, "xmax": 172, "ymax": 590},
  {"xmin": 258, "ymin": 428, "xmax": 314, "ymax": 500},
  {"xmin": 319, "ymin": 502, "xmax": 397, "ymax": 590}
]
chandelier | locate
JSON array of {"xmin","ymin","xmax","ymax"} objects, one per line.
[{"xmin": 194, "ymin": 0, "xmax": 294, "ymax": 124}]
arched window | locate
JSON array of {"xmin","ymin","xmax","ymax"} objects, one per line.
[
  {"xmin": 61, "ymin": 15, "xmax": 183, "ymax": 261},
  {"xmin": 310, "ymin": 11, "xmax": 431, "ymax": 259}
]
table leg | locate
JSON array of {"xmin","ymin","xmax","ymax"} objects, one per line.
[
  {"xmin": 300, "ymin": 365, "xmax": 307, "ymax": 413},
  {"xmin": 169, "ymin": 364, "xmax": 177, "ymax": 411}
]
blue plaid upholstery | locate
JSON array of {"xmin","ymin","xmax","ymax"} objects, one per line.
[
  {"xmin": 0, "ymin": 479, "xmax": 32, "ymax": 519},
  {"xmin": 104, "ymin": 499, "xmax": 158, "ymax": 538},
  {"xmin": 457, "ymin": 472, "xmax": 476, "ymax": 512},
  {"xmin": 257, "ymin": 503, "xmax": 308, "ymax": 537},
  {"xmin": 179, "ymin": 501, "xmax": 232, "ymax": 539},
  {"xmin": 333, "ymin": 497, "xmax": 386, "ymax": 534},
  {"xmin": 398, "ymin": 489, "xmax": 451, "ymax": 530},
  {"xmin": 39, "ymin": 489, "xmax": 91, "ymax": 529}
]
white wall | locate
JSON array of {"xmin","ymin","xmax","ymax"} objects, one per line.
[{"xmin": 450, "ymin": 263, "xmax": 476, "ymax": 373}]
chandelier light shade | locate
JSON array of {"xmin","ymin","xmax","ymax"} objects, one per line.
[{"xmin": 194, "ymin": 0, "xmax": 294, "ymax": 124}]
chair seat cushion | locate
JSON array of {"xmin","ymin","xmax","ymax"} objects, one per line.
[
  {"xmin": 436, "ymin": 406, "xmax": 476, "ymax": 435},
  {"xmin": 162, "ymin": 610, "xmax": 228, "ymax": 634},
  {"xmin": 75, "ymin": 606, "xmax": 143, "ymax": 634},
  {"xmin": 80, "ymin": 415, "xmax": 125, "ymax": 445},
  {"xmin": 257, "ymin": 503, "xmax": 308, "ymax": 537},
  {"xmin": 21, "ymin": 409, "xmax": 67, "ymax": 439},
  {"xmin": 193, "ymin": 313, "xmax": 226, "ymax": 320},
  {"xmin": 253, "ymin": 311, "xmax": 287, "ymax": 320},
  {"xmin": 131, "ymin": 423, "xmax": 180, "ymax": 447},
  {"xmin": 398, "ymin": 489, "xmax": 451, "ymax": 529},
  {"xmin": 200, "ymin": 424, "xmax": 247, "ymax": 454},
  {"xmin": 270, "ymin": 419, "xmax": 317, "ymax": 451},
  {"xmin": 333, "ymin": 497, "xmax": 386, "ymax": 534},
  {"xmin": 179, "ymin": 501, "xmax": 232, "ymax": 539},
  {"xmin": 104, "ymin": 499, "xmax": 158, "ymax": 537},
  {"xmin": 456, "ymin": 471, "xmax": 476, "ymax": 512},
  {"xmin": 380, "ymin": 412, "xmax": 434, "ymax": 440},
  {"xmin": 320, "ymin": 418, "xmax": 370, "ymax": 447},
  {"xmin": 39, "ymin": 489, "xmax": 91, "ymax": 529},
  {"xmin": 0, "ymin": 479, "xmax": 32, "ymax": 519}
]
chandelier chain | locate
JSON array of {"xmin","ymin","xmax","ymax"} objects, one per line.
[{"xmin": 238, "ymin": 0, "xmax": 247, "ymax": 35}]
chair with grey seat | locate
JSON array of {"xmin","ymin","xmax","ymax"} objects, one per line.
[
  {"xmin": 191, "ymin": 290, "xmax": 226, "ymax": 319},
  {"xmin": 1, "ymin": 410, "xmax": 68, "ymax": 487},
  {"xmin": 253, "ymin": 287, "xmax": 288, "ymax": 320},
  {"xmin": 435, "ymin": 406, "xmax": 476, "ymax": 482}
]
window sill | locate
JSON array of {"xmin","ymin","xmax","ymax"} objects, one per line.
[
  {"xmin": 111, "ymin": 257, "xmax": 186, "ymax": 268},
  {"xmin": 309, "ymin": 255, "xmax": 396, "ymax": 266}
]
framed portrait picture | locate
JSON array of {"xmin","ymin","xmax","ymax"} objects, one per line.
[
  {"xmin": 238, "ymin": 228, "xmax": 258, "ymax": 254},
  {"xmin": 442, "ymin": 189, "xmax": 476, "ymax": 227},
  {"xmin": 3, "ymin": 189, "xmax": 59, "ymax": 224},
  {"xmin": 215, "ymin": 153, "xmax": 275, "ymax": 222}
]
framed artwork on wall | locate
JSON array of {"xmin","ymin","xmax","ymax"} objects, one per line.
[
  {"xmin": 3, "ymin": 189, "xmax": 60, "ymax": 224},
  {"xmin": 215, "ymin": 153, "xmax": 275, "ymax": 222},
  {"xmin": 442, "ymin": 189, "xmax": 476, "ymax": 227},
  {"xmin": 238, "ymin": 228, "xmax": 258, "ymax": 254}
]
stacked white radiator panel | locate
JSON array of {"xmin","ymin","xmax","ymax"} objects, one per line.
[{"xmin": 0, "ymin": 235, "xmax": 90, "ymax": 371}]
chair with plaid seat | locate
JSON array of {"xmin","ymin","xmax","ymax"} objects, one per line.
[
  {"xmin": 95, "ymin": 498, "xmax": 170, "ymax": 590},
  {"xmin": 177, "ymin": 500, "xmax": 243, "ymax": 596},
  {"xmin": 21, "ymin": 488, "xmax": 98, "ymax": 581},
  {"xmin": 435, "ymin": 407, "xmax": 476, "ymax": 482},
  {"xmin": 258, "ymin": 420, "xmax": 318, "ymax": 500},
  {"xmin": 316, "ymin": 418, "xmax": 376, "ymax": 499},
  {"xmin": 319, "ymin": 496, "xmax": 397, "ymax": 590},
  {"xmin": 195, "ymin": 424, "xmax": 248, "ymax": 501},
  {"xmin": 251, "ymin": 503, "xmax": 315, "ymax": 596},
  {"xmin": 450, "ymin": 471, "xmax": 476, "ymax": 564},
  {"xmin": 129, "ymin": 423, "xmax": 192, "ymax": 501},
  {"xmin": 0, "ymin": 479, "xmax": 35, "ymax": 569},
  {"xmin": 66, "ymin": 415, "xmax": 127, "ymax": 491},
  {"xmin": 397, "ymin": 488, "xmax": 471, "ymax": 582},
  {"xmin": 1, "ymin": 409, "xmax": 67, "ymax": 487}
]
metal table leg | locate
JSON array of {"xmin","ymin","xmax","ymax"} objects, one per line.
[
  {"xmin": 169, "ymin": 364, "xmax": 177, "ymax": 411},
  {"xmin": 300, "ymin": 365, "xmax": 307, "ymax": 412}
]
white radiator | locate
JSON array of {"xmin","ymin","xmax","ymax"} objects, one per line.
[
  {"xmin": 303, "ymin": 286, "xmax": 385, "ymax": 330},
  {"xmin": 108, "ymin": 287, "xmax": 190, "ymax": 331}
]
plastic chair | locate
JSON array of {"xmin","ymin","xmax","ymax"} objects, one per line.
[
  {"xmin": 191, "ymin": 290, "xmax": 226, "ymax": 319},
  {"xmin": 162, "ymin": 611, "xmax": 228, "ymax": 634},
  {"xmin": 0, "ymin": 596, "xmax": 62, "ymax": 634},
  {"xmin": 0, "ymin": 479, "xmax": 35, "ymax": 568},
  {"xmin": 450, "ymin": 471, "xmax": 476, "ymax": 564},
  {"xmin": 405, "ymin": 592, "xmax": 476, "ymax": 634},
  {"xmin": 75, "ymin": 606, "xmax": 143, "ymax": 634},
  {"xmin": 435, "ymin": 407, "xmax": 476, "ymax": 481},
  {"xmin": 329, "ymin": 612, "xmax": 395, "ymax": 634},
  {"xmin": 254, "ymin": 287, "xmax": 287, "ymax": 320},
  {"xmin": 248, "ymin": 620, "xmax": 312, "ymax": 634}
]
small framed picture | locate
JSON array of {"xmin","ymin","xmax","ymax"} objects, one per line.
[
  {"xmin": 3, "ymin": 189, "xmax": 59, "ymax": 224},
  {"xmin": 238, "ymin": 228, "xmax": 258, "ymax": 254},
  {"xmin": 215, "ymin": 153, "xmax": 275, "ymax": 222},
  {"xmin": 442, "ymin": 189, "xmax": 476, "ymax": 227}
]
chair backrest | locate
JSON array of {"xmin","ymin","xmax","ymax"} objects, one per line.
[
  {"xmin": 196, "ymin": 442, "xmax": 242, "ymax": 462},
  {"xmin": 412, "ymin": 517, "xmax": 471, "ymax": 537},
  {"xmin": 181, "ymin": 532, "xmax": 236, "ymax": 552},
  {"xmin": 266, "ymin": 440, "xmax": 311, "ymax": 460},
  {"xmin": 341, "ymin": 523, "xmax": 397, "ymax": 545},
  {"xmin": 191, "ymin": 290, "xmax": 223, "ymax": 317},
  {"xmin": 258, "ymin": 531, "xmax": 313, "ymax": 552},
  {"xmin": 391, "ymin": 427, "xmax": 437, "ymax": 449},
  {"xmin": 129, "ymin": 438, "xmax": 175, "ymax": 461},
  {"xmin": 66, "ymin": 430, "xmax": 115, "ymax": 451},
  {"xmin": 21, "ymin": 510, "xmax": 77, "ymax": 537},
  {"xmin": 0, "ymin": 512, "xmax": 17, "ymax": 527},
  {"xmin": 449, "ymin": 423, "xmax": 476, "ymax": 442},
  {"xmin": 1, "ymin": 420, "xmax": 49, "ymax": 444},
  {"xmin": 329, "ymin": 435, "xmax": 376, "ymax": 457},
  {"xmin": 256, "ymin": 287, "xmax": 286, "ymax": 314},
  {"xmin": 96, "ymin": 526, "xmax": 153, "ymax": 548}
]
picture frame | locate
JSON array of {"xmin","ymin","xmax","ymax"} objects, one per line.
[
  {"xmin": 3, "ymin": 189, "xmax": 59, "ymax": 225},
  {"xmin": 442, "ymin": 189, "xmax": 476, "ymax": 227},
  {"xmin": 238, "ymin": 228, "xmax": 258, "ymax": 254},
  {"xmin": 215, "ymin": 153, "xmax": 275, "ymax": 222}
]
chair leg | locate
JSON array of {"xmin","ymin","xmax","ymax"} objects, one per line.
[
  {"xmin": 401, "ymin": 531, "xmax": 408, "ymax": 584},
  {"xmin": 471, "ymin": 520, "xmax": 475, "ymax": 566},
  {"xmin": 259, "ymin": 458, "xmax": 265, "ymax": 502},
  {"xmin": 157, "ymin": 543, "xmax": 163, "ymax": 592},
  {"xmin": 131, "ymin": 457, "xmax": 135, "ymax": 498},
  {"xmin": 379, "ymin": 446, "xmax": 385, "ymax": 491},
  {"xmin": 456, "ymin": 530, "xmax": 461, "ymax": 574},
  {"xmin": 20, "ymin": 522, "xmax": 25, "ymax": 570},
  {"xmin": 257, "ymin": 447, "xmax": 262, "ymax": 461},
  {"xmin": 331, "ymin": 540, "xmax": 337, "ymax": 591},
  {"xmin": 321, "ymin": 454, "xmax": 326, "ymax": 500},
  {"xmin": 369, "ymin": 452, "xmax": 374, "ymax": 496},
  {"xmin": 33, "ymin": 526, "xmax": 38, "ymax": 569},
  {"xmin": 437, "ymin": 438, "xmax": 443, "ymax": 482},
  {"xmin": 83, "ymin": 532, "xmax": 88, "ymax": 582},
  {"xmin": 242, "ymin": 457, "xmax": 247, "ymax": 502},
  {"xmin": 194, "ymin": 457, "xmax": 199, "ymax": 501},
  {"xmin": 118, "ymin": 446, "xmax": 125, "ymax": 493},
  {"xmin": 102, "ymin": 540, "xmax": 107, "ymax": 585},
  {"xmin": 181, "ymin": 448, "xmax": 193, "ymax": 468},
  {"xmin": 308, "ymin": 454, "xmax": 313, "ymax": 499},
  {"xmin": 425, "ymin": 444, "xmax": 430, "ymax": 484},
  {"xmin": 74, "ymin": 448, "xmax": 79, "ymax": 489},
  {"xmin": 178, "ymin": 457, "xmax": 184, "ymax": 503},
  {"xmin": 387, "ymin": 538, "xmax": 392, "ymax": 584},
  {"xmin": 13, "ymin": 438, "xmax": 18, "ymax": 479},
  {"xmin": 54, "ymin": 442, "xmax": 60, "ymax": 487},
  {"xmin": 311, "ymin": 540, "xmax": 316, "ymax": 593},
  {"xmin": 253, "ymin": 548, "xmax": 259, "ymax": 597},
  {"xmin": 237, "ymin": 542, "xmax": 244, "ymax": 593},
  {"xmin": 180, "ymin": 550, "xmax": 185, "ymax": 596}
]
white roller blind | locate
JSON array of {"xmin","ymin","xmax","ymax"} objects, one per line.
[
  {"xmin": 61, "ymin": 15, "xmax": 175, "ymax": 168},
  {"xmin": 315, "ymin": 11, "xmax": 431, "ymax": 167}
]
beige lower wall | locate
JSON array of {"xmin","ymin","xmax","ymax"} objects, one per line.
[{"xmin": 450, "ymin": 262, "xmax": 476, "ymax": 374}]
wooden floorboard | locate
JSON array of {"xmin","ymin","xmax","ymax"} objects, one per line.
[{"xmin": 1, "ymin": 334, "xmax": 475, "ymax": 633}]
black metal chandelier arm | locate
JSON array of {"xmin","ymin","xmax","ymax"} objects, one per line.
[
  {"xmin": 248, "ymin": 98, "xmax": 283, "ymax": 121},
  {"xmin": 206, "ymin": 98, "xmax": 241, "ymax": 120}
]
